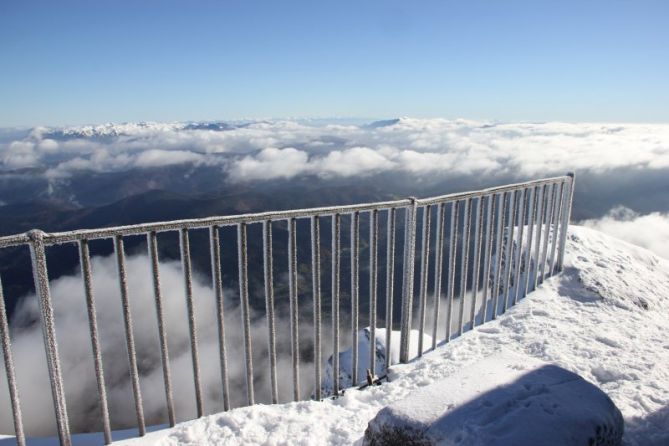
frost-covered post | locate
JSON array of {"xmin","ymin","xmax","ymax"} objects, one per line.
[
  {"xmin": 237, "ymin": 223, "xmax": 255, "ymax": 405},
  {"xmin": 557, "ymin": 172, "xmax": 576, "ymax": 271},
  {"xmin": 114, "ymin": 235, "xmax": 145, "ymax": 435},
  {"xmin": 0, "ymin": 277, "xmax": 25, "ymax": 446},
  {"xmin": 29, "ymin": 230, "xmax": 72, "ymax": 446},
  {"xmin": 82, "ymin": 238, "xmax": 114, "ymax": 441},
  {"xmin": 400, "ymin": 198, "xmax": 418, "ymax": 363}
]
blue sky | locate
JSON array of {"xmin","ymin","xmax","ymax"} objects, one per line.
[{"xmin": 1, "ymin": 0, "xmax": 667, "ymax": 127}]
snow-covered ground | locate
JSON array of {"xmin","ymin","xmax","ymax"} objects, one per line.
[{"xmin": 4, "ymin": 225, "xmax": 669, "ymax": 445}]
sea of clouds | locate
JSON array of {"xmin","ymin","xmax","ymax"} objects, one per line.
[
  {"xmin": 581, "ymin": 206, "xmax": 669, "ymax": 259},
  {"xmin": 1, "ymin": 118, "xmax": 669, "ymax": 436},
  {"xmin": 3, "ymin": 117, "xmax": 668, "ymax": 256},
  {"xmin": 2, "ymin": 118, "xmax": 668, "ymax": 182}
]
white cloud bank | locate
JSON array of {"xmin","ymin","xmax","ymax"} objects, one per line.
[
  {"xmin": 1, "ymin": 119, "xmax": 668, "ymax": 182},
  {"xmin": 581, "ymin": 206, "xmax": 669, "ymax": 259},
  {"xmin": 0, "ymin": 254, "xmax": 318, "ymax": 436}
]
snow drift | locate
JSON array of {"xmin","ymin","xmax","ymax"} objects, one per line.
[{"xmin": 363, "ymin": 350, "xmax": 624, "ymax": 445}]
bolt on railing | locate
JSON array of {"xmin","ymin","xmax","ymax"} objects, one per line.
[{"xmin": 0, "ymin": 174, "xmax": 574, "ymax": 445}]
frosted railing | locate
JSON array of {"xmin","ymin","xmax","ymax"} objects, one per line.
[{"xmin": 0, "ymin": 174, "xmax": 574, "ymax": 445}]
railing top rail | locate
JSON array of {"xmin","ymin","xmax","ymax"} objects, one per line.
[
  {"xmin": 0, "ymin": 174, "xmax": 571, "ymax": 248},
  {"xmin": 417, "ymin": 175, "xmax": 568, "ymax": 206}
]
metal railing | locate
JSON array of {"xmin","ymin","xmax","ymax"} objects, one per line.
[{"xmin": 0, "ymin": 173, "xmax": 575, "ymax": 445}]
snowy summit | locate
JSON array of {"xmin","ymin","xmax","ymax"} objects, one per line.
[{"xmin": 89, "ymin": 225, "xmax": 668, "ymax": 446}]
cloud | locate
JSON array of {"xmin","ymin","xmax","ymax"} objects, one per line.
[
  {"xmin": 316, "ymin": 146, "xmax": 395, "ymax": 177},
  {"xmin": 581, "ymin": 206, "xmax": 669, "ymax": 259},
  {"xmin": 134, "ymin": 149, "xmax": 207, "ymax": 168},
  {"xmin": 229, "ymin": 147, "xmax": 310, "ymax": 181},
  {"xmin": 1, "ymin": 141, "xmax": 38, "ymax": 168},
  {"xmin": 0, "ymin": 253, "xmax": 318, "ymax": 436},
  {"xmin": 2, "ymin": 119, "xmax": 668, "ymax": 182}
]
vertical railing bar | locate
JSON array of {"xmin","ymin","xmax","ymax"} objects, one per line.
[
  {"xmin": 237, "ymin": 223, "xmax": 254, "ymax": 405},
  {"xmin": 311, "ymin": 216, "xmax": 322, "ymax": 400},
  {"xmin": 287, "ymin": 217, "xmax": 300, "ymax": 401},
  {"xmin": 399, "ymin": 199, "xmax": 418, "ymax": 363},
  {"xmin": 369, "ymin": 210, "xmax": 379, "ymax": 373},
  {"xmin": 431, "ymin": 203, "xmax": 445, "ymax": 348},
  {"xmin": 209, "ymin": 225, "xmax": 230, "ymax": 411},
  {"xmin": 545, "ymin": 184, "xmax": 560, "ymax": 279},
  {"xmin": 445, "ymin": 200, "xmax": 459, "ymax": 342},
  {"xmin": 417, "ymin": 205, "xmax": 431, "ymax": 356},
  {"xmin": 557, "ymin": 173, "xmax": 576, "ymax": 271},
  {"xmin": 400, "ymin": 208, "xmax": 410, "ymax": 351},
  {"xmin": 538, "ymin": 184, "xmax": 555, "ymax": 284},
  {"xmin": 146, "ymin": 232, "xmax": 176, "ymax": 427},
  {"xmin": 180, "ymin": 228, "xmax": 204, "ymax": 418},
  {"xmin": 384, "ymin": 208, "xmax": 396, "ymax": 369},
  {"xmin": 350, "ymin": 211, "xmax": 360, "ymax": 385},
  {"xmin": 469, "ymin": 197, "xmax": 484, "ymax": 329},
  {"xmin": 491, "ymin": 193, "xmax": 507, "ymax": 320},
  {"xmin": 480, "ymin": 194, "xmax": 495, "ymax": 324},
  {"xmin": 502, "ymin": 191, "xmax": 517, "ymax": 312},
  {"xmin": 79, "ymin": 240, "xmax": 113, "ymax": 443},
  {"xmin": 331, "ymin": 213, "xmax": 341, "ymax": 394},
  {"xmin": 521, "ymin": 188, "xmax": 537, "ymax": 299},
  {"xmin": 548, "ymin": 182, "xmax": 565, "ymax": 276},
  {"xmin": 113, "ymin": 234, "xmax": 145, "ymax": 437},
  {"xmin": 532, "ymin": 185, "xmax": 546, "ymax": 291},
  {"xmin": 512, "ymin": 189, "xmax": 527, "ymax": 305},
  {"xmin": 30, "ymin": 234, "xmax": 73, "ymax": 442},
  {"xmin": 0, "ymin": 277, "xmax": 26, "ymax": 446},
  {"xmin": 457, "ymin": 198, "xmax": 472, "ymax": 336},
  {"xmin": 262, "ymin": 220, "xmax": 278, "ymax": 404}
]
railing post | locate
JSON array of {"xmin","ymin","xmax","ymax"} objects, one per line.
[
  {"xmin": 311, "ymin": 216, "xmax": 322, "ymax": 400},
  {"xmin": 113, "ymin": 234, "xmax": 146, "ymax": 436},
  {"xmin": 237, "ymin": 223, "xmax": 254, "ymax": 405},
  {"xmin": 502, "ymin": 191, "xmax": 516, "ymax": 312},
  {"xmin": 0, "ymin": 277, "xmax": 25, "ymax": 446},
  {"xmin": 209, "ymin": 225, "xmax": 230, "ymax": 411},
  {"xmin": 385, "ymin": 208, "xmax": 396, "ymax": 367},
  {"xmin": 512, "ymin": 189, "xmax": 527, "ymax": 305},
  {"xmin": 557, "ymin": 172, "xmax": 576, "ymax": 271},
  {"xmin": 548, "ymin": 182, "xmax": 565, "ymax": 276},
  {"xmin": 331, "ymin": 213, "xmax": 341, "ymax": 394},
  {"xmin": 480, "ymin": 195, "xmax": 495, "ymax": 324},
  {"xmin": 28, "ymin": 230, "xmax": 71, "ymax": 446},
  {"xmin": 491, "ymin": 193, "xmax": 507, "ymax": 319},
  {"xmin": 147, "ymin": 233, "xmax": 176, "ymax": 427},
  {"xmin": 532, "ymin": 186, "xmax": 546, "ymax": 291},
  {"xmin": 262, "ymin": 220, "xmax": 278, "ymax": 404},
  {"xmin": 287, "ymin": 217, "xmax": 300, "ymax": 401},
  {"xmin": 399, "ymin": 198, "xmax": 418, "ymax": 363},
  {"xmin": 369, "ymin": 209, "xmax": 379, "ymax": 373},
  {"xmin": 417, "ymin": 205, "xmax": 431, "ymax": 356},
  {"xmin": 79, "ymin": 239, "xmax": 113, "ymax": 442},
  {"xmin": 445, "ymin": 200, "xmax": 460, "ymax": 341},
  {"xmin": 431, "ymin": 203, "xmax": 446, "ymax": 348},
  {"xmin": 458, "ymin": 198, "xmax": 472, "ymax": 335},
  {"xmin": 522, "ymin": 187, "xmax": 538, "ymax": 298},
  {"xmin": 470, "ymin": 197, "xmax": 484, "ymax": 328},
  {"xmin": 180, "ymin": 228, "xmax": 204, "ymax": 418},
  {"xmin": 351, "ymin": 211, "xmax": 360, "ymax": 385}
]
